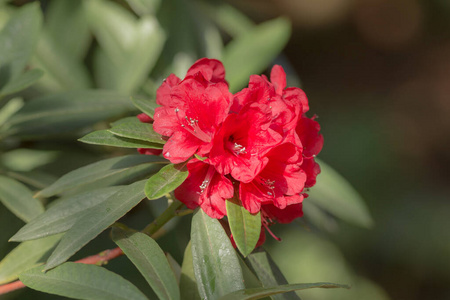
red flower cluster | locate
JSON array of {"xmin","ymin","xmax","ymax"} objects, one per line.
[{"xmin": 143, "ymin": 58, "xmax": 323, "ymax": 240}]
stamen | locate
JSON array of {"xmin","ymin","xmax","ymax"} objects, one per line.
[
  {"xmin": 197, "ymin": 165, "xmax": 216, "ymax": 195},
  {"xmin": 233, "ymin": 143, "xmax": 247, "ymax": 155},
  {"xmin": 263, "ymin": 222, "xmax": 281, "ymax": 241},
  {"xmin": 174, "ymin": 108, "xmax": 211, "ymax": 143}
]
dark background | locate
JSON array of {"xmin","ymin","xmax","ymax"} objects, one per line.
[{"xmin": 227, "ymin": 0, "xmax": 450, "ymax": 299}]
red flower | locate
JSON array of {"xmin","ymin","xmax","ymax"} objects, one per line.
[
  {"xmin": 174, "ymin": 159, "xmax": 234, "ymax": 219},
  {"xmin": 209, "ymin": 102, "xmax": 283, "ymax": 183},
  {"xmin": 153, "ymin": 58, "xmax": 232, "ymax": 163},
  {"xmin": 239, "ymin": 143, "xmax": 306, "ymax": 213}
]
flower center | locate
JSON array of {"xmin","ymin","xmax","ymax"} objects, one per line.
[
  {"xmin": 226, "ymin": 135, "xmax": 247, "ymax": 156},
  {"xmin": 175, "ymin": 108, "xmax": 211, "ymax": 143},
  {"xmin": 198, "ymin": 164, "xmax": 216, "ymax": 195}
]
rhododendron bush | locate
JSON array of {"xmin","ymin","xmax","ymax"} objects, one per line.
[{"xmin": 0, "ymin": 1, "xmax": 372, "ymax": 299}]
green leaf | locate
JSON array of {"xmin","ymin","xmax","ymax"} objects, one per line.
[
  {"xmin": 37, "ymin": 155, "xmax": 166, "ymax": 198},
  {"xmin": 236, "ymin": 255, "xmax": 263, "ymax": 290},
  {"xmin": 145, "ymin": 163, "xmax": 189, "ymax": 200},
  {"xmin": 191, "ymin": 209, "xmax": 245, "ymax": 299},
  {"xmin": 11, "ymin": 187, "xmax": 123, "ymax": 242},
  {"xmin": 245, "ymin": 249, "xmax": 300, "ymax": 300},
  {"xmin": 45, "ymin": 0, "xmax": 90, "ymax": 61},
  {"xmin": 87, "ymin": 0, "xmax": 165, "ymax": 93},
  {"xmin": 20, "ymin": 262, "xmax": 149, "ymax": 300},
  {"xmin": 109, "ymin": 122, "xmax": 165, "ymax": 144},
  {"xmin": 112, "ymin": 227, "xmax": 180, "ymax": 300},
  {"xmin": 125, "ymin": 0, "xmax": 161, "ymax": 16},
  {"xmin": 131, "ymin": 97, "xmax": 158, "ymax": 119},
  {"xmin": 4, "ymin": 90, "xmax": 133, "ymax": 139},
  {"xmin": 5, "ymin": 170, "xmax": 57, "ymax": 190},
  {"xmin": 32, "ymin": 30, "xmax": 91, "ymax": 91},
  {"xmin": 110, "ymin": 116, "xmax": 141, "ymax": 127},
  {"xmin": 200, "ymin": 2, "xmax": 254, "ymax": 38},
  {"xmin": 0, "ymin": 2, "xmax": 42, "ymax": 89},
  {"xmin": 0, "ymin": 97, "xmax": 23, "ymax": 127},
  {"xmin": 0, "ymin": 68, "xmax": 43, "ymax": 96},
  {"xmin": 166, "ymin": 253, "xmax": 181, "ymax": 284},
  {"xmin": 44, "ymin": 180, "xmax": 147, "ymax": 271},
  {"xmin": 80, "ymin": 129, "xmax": 164, "ymax": 149},
  {"xmin": 308, "ymin": 159, "xmax": 374, "ymax": 228},
  {"xmin": 180, "ymin": 241, "xmax": 201, "ymax": 300},
  {"xmin": 0, "ymin": 234, "xmax": 61, "ymax": 284},
  {"xmin": 222, "ymin": 17, "xmax": 291, "ymax": 92},
  {"xmin": 219, "ymin": 282, "xmax": 350, "ymax": 300},
  {"xmin": 0, "ymin": 175, "xmax": 44, "ymax": 223},
  {"xmin": 226, "ymin": 200, "xmax": 261, "ymax": 257},
  {"xmin": 1, "ymin": 148, "xmax": 58, "ymax": 172}
]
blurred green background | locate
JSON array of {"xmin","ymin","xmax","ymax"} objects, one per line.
[{"xmin": 1, "ymin": 0, "xmax": 449, "ymax": 299}]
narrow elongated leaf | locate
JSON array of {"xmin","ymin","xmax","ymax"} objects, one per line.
[
  {"xmin": 4, "ymin": 90, "xmax": 133, "ymax": 138},
  {"xmin": 219, "ymin": 282, "xmax": 350, "ymax": 300},
  {"xmin": 80, "ymin": 129, "xmax": 164, "ymax": 149},
  {"xmin": 226, "ymin": 200, "xmax": 261, "ymax": 257},
  {"xmin": 0, "ymin": 175, "xmax": 44, "ymax": 223},
  {"xmin": 131, "ymin": 97, "xmax": 158, "ymax": 118},
  {"xmin": 191, "ymin": 209, "xmax": 245, "ymax": 299},
  {"xmin": 245, "ymin": 249, "xmax": 300, "ymax": 300},
  {"xmin": 126, "ymin": 0, "xmax": 161, "ymax": 16},
  {"xmin": 237, "ymin": 255, "xmax": 262, "ymax": 290},
  {"xmin": 45, "ymin": 0, "xmax": 90, "ymax": 61},
  {"xmin": 166, "ymin": 253, "xmax": 181, "ymax": 284},
  {"xmin": 308, "ymin": 159, "xmax": 374, "ymax": 228},
  {"xmin": 110, "ymin": 116, "xmax": 141, "ymax": 127},
  {"xmin": 87, "ymin": 0, "xmax": 165, "ymax": 93},
  {"xmin": 37, "ymin": 155, "xmax": 167, "ymax": 198},
  {"xmin": 11, "ymin": 187, "xmax": 123, "ymax": 242},
  {"xmin": 44, "ymin": 180, "xmax": 147, "ymax": 270},
  {"xmin": 145, "ymin": 163, "xmax": 188, "ymax": 200},
  {"xmin": 180, "ymin": 241, "xmax": 201, "ymax": 300},
  {"xmin": 112, "ymin": 227, "xmax": 180, "ymax": 300},
  {"xmin": 20, "ymin": 262, "xmax": 148, "ymax": 300},
  {"xmin": 0, "ymin": 234, "xmax": 61, "ymax": 284},
  {"xmin": 222, "ymin": 17, "xmax": 291, "ymax": 92},
  {"xmin": 0, "ymin": 2, "xmax": 42, "ymax": 87},
  {"xmin": 6, "ymin": 170, "xmax": 57, "ymax": 190},
  {"xmin": 0, "ymin": 68, "xmax": 43, "ymax": 96},
  {"xmin": 32, "ymin": 30, "xmax": 91, "ymax": 91},
  {"xmin": 109, "ymin": 122, "xmax": 165, "ymax": 144},
  {"xmin": 0, "ymin": 97, "xmax": 23, "ymax": 127}
]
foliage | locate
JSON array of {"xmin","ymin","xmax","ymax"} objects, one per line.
[{"xmin": 0, "ymin": 1, "xmax": 371, "ymax": 299}]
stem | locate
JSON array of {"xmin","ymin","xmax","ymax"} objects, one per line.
[{"xmin": 141, "ymin": 199, "xmax": 184, "ymax": 236}]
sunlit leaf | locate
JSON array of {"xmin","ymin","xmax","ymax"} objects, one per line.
[
  {"xmin": 125, "ymin": 0, "xmax": 161, "ymax": 16},
  {"xmin": 20, "ymin": 262, "xmax": 149, "ymax": 300},
  {"xmin": 145, "ymin": 163, "xmax": 188, "ymax": 200},
  {"xmin": 0, "ymin": 97, "xmax": 23, "ymax": 127},
  {"xmin": 222, "ymin": 17, "xmax": 291, "ymax": 92},
  {"xmin": 0, "ymin": 175, "xmax": 44, "ymax": 223},
  {"xmin": 4, "ymin": 90, "xmax": 133, "ymax": 138},
  {"xmin": 37, "ymin": 155, "xmax": 167, "ymax": 198},
  {"xmin": 191, "ymin": 209, "xmax": 245, "ymax": 299},
  {"xmin": 308, "ymin": 159, "xmax": 374, "ymax": 228},
  {"xmin": 112, "ymin": 227, "xmax": 180, "ymax": 300},
  {"xmin": 219, "ymin": 282, "xmax": 350, "ymax": 300},
  {"xmin": 44, "ymin": 180, "xmax": 147, "ymax": 270},
  {"xmin": 87, "ymin": 0, "xmax": 165, "ymax": 93},
  {"xmin": 109, "ymin": 122, "xmax": 165, "ymax": 144},
  {"xmin": 11, "ymin": 187, "xmax": 123, "ymax": 242},
  {"xmin": 80, "ymin": 129, "xmax": 164, "ymax": 149},
  {"xmin": 45, "ymin": 0, "xmax": 90, "ymax": 61},
  {"xmin": 226, "ymin": 200, "xmax": 261, "ymax": 257},
  {"xmin": 0, "ymin": 2, "xmax": 42, "ymax": 89},
  {"xmin": 0, "ymin": 234, "xmax": 61, "ymax": 284}
]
